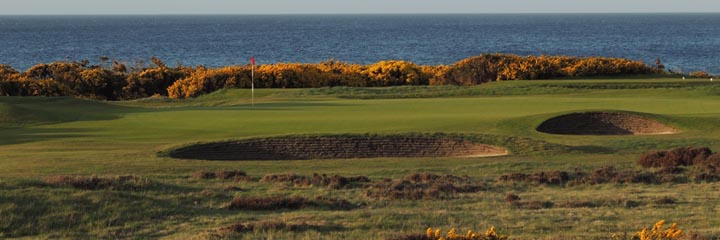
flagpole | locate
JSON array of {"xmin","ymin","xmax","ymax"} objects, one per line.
[{"xmin": 251, "ymin": 60, "xmax": 254, "ymax": 108}]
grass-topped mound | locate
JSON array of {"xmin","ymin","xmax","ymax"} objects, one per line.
[
  {"xmin": 536, "ymin": 111, "xmax": 679, "ymax": 135},
  {"xmin": 167, "ymin": 134, "xmax": 509, "ymax": 161}
]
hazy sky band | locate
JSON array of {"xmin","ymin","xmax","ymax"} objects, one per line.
[{"xmin": 2, "ymin": 0, "xmax": 719, "ymax": 14}]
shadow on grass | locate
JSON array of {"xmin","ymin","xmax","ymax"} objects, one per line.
[
  {"xmin": 0, "ymin": 127, "xmax": 93, "ymax": 146},
  {"xmin": 0, "ymin": 128, "xmax": 95, "ymax": 146}
]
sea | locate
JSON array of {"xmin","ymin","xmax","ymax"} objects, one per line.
[{"xmin": 0, "ymin": 14, "xmax": 718, "ymax": 74}]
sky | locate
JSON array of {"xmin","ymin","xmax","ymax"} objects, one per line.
[{"xmin": 1, "ymin": 0, "xmax": 719, "ymax": 15}]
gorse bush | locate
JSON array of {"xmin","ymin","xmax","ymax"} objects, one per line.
[
  {"xmin": 364, "ymin": 60, "xmax": 428, "ymax": 86},
  {"xmin": 168, "ymin": 66, "xmax": 251, "ymax": 99},
  {"xmin": 0, "ymin": 60, "xmax": 191, "ymax": 100},
  {"xmin": 439, "ymin": 54, "xmax": 654, "ymax": 85},
  {"xmin": 428, "ymin": 227, "xmax": 508, "ymax": 240},
  {"xmin": 689, "ymin": 71, "xmax": 711, "ymax": 78},
  {"xmin": 391, "ymin": 222, "xmax": 684, "ymax": 240},
  {"xmin": 633, "ymin": 221, "xmax": 683, "ymax": 240},
  {"xmin": 0, "ymin": 54, "xmax": 657, "ymax": 100},
  {"xmin": 166, "ymin": 60, "xmax": 433, "ymax": 98},
  {"xmin": 388, "ymin": 227, "xmax": 507, "ymax": 240},
  {"xmin": 611, "ymin": 220, "xmax": 684, "ymax": 240}
]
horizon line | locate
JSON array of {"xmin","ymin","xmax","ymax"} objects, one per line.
[{"xmin": 1, "ymin": 12, "xmax": 719, "ymax": 16}]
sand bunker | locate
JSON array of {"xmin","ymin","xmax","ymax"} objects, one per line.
[
  {"xmin": 169, "ymin": 135, "xmax": 508, "ymax": 160},
  {"xmin": 536, "ymin": 112, "xmax": 678, "ymax": 135}
]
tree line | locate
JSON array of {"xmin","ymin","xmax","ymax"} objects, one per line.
[{"xmin": 0, "ymin": 54, "xmax": 661, "ymax": 100}]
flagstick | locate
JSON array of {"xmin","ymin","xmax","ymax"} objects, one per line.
[{"xmin": 251, "ymin": 62, "xmax": 254, "ymax": 108}]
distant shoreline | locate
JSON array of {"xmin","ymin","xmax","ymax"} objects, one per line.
[{"xmin": 1, "ymin": 12, "xmax": 720, "ymax": 16}]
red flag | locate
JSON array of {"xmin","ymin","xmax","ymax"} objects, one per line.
[{"xmin": 250, "ymin": 56, "xmax": 255, "ymax": 66}]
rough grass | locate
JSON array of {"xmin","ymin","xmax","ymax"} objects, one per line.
[
  {"xmin": 43, "ymin": 175, "xmax": 154, "ymax": 190},
  {"xmin": 498, "ymin": 147, "xmax": 720, "ymax": 186},
  {"xmin": 364, "ymin": 173, "xmax": 487, "ymax": 200},
  {"xmin": 261, "ymin": 173, "xmax": 371, "ymax": 189},
  {"xmin": 191, "ymin": 170, "xmax": 251, "ymax": 181},
  {"xmin": 638, "ymin": 147, "xmax": 714, "ymax": 168},
  {"xmin": 227, "ymin": 195, "xmax": 355, "ymax": 211},
  {"xmin": 499, "ymin": 165, "xmax": 685, "ymax": 185},
  {"xmin": 498, "ymin": 171, "xmax": 570, "ymax": 185},
  {"xmin": 217, "ymin": 220, "xmax": 342, "ymax": 234}
]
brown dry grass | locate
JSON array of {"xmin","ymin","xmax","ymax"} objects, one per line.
[
  {"xmin": 498, "ymin": 171, "xmax": 570, "ymax": 185},
  {"xmin": 653, "ymin": 196, "xmax": 677, "ymax": 205},
  {"xmin": 218, "ymin": 221, "xmax": 310, "ymax": 233},
  {"xmin": 227, "ymin": 196, "xmax": 355, "ymax": 211},
  {"xmin": 261, "ymin": 173, "xmax": 370, "ymax": 189},
  {"xmin": 43, "ymin": 175, "xmax": 153, "ymax": 190},
  {"xmin": 213, "ymin": 219, "xmax": 345, "ymax": 239},
  {"xmin": 227, "ymin": 196, "xmax": 310, "ymax": 210},
  {"xmin": 191, "ymin": 170, "xmax": 251, "ymax": 181},
  {"xmin": 687, "ymin": 153, "xmax": 720, "ymax": 182},
  {"xmin": 636, "ymin": 147, "xmax": 720, "ymax": 182},
  {"xmin": 364, "ymin": 173, "xmax": 486, "ymax": 200},
  {"xmin": 502, "ymin": 193, "xmax": 553, "ymax": 210},
  {"xmin": 386, "ymin": 234, "xmax": 432, "ymax": 240},
  {"xmin": 574, "ymin": 166, "xmax": 663, "ymax": 185},
  {"xmin": 499, "ymin": 166, "xmax": 670, "ymax": 185},
  {"xmin": 557, "ymin": 200, "xmax": 597, "ymax": 208},
  {"xmin": 503, "ymin": 193, "xmax": 520, "ymax": 204},
  {"xmin": 260, "ymin": 173, "xmax": 370, "ymax": 189},
  {"xmin": 638, "ymin": 147, "xmax": 713, "ymax": 168}
]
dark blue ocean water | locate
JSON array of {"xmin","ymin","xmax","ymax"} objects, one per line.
[{"xmin": 0, "ymin": 14, "xmax": 719, "ymax": 74}]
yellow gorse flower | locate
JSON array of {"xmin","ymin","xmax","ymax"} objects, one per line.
[
  {"xmin": 423, "ymin": 226, "xmax": 508, "ymax": 240},
  {"xmin": 448, "ymin": 228, "xmax": 458, "ymax": 238},
  {"xmin": 633, "ymin": 220, "xmax": 684, "ymax": 240},
  {"xmin": 466, "ymin": 230, "xmax": 475, "ymax": 238}
]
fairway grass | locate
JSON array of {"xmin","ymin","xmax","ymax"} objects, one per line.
[{"xmin": 1, "ymin": 78, "xmax": 720, "ymax": 239}]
